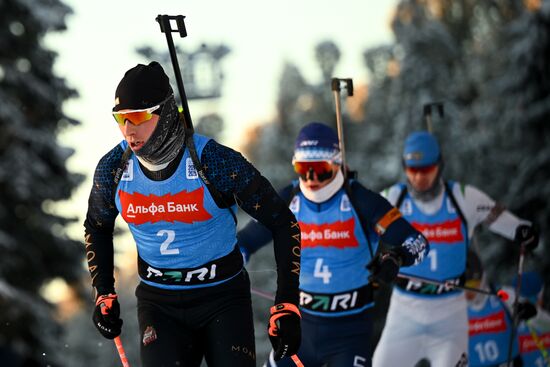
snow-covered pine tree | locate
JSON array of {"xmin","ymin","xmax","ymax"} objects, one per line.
[
  {"xmin": 471, "ymin": 0, "xmax": 550, "ymax": 298},
  {"xmin": 359, "ymin": 0, "xmax": 550, "ymax": 345},
  {"xmin": 0, "ymin": 0, "xmax": 84, "ymax": 365}
]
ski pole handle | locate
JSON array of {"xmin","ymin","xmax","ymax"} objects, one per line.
[
  {"xmin": 330, "ymin": 78, "xmax": 353, "ymax": 180},
  {"xmin": 114, "ymin": 336, "xmax": 131, "ymax": 367},
  {"xmin": 291, "ymin": 354, "xmax": 304, "ymax": 367},
  {"xmin": 155, "ymin": 14, "xmax": 194, "ymax": 131},
  {"xmin": 422, "ymin": 102, "xmax": 444, "ymax": 133},
  {"xmin": 331, "ymin": 81, "xmax": 346, "ymax": 178},
  {"xmin": 331, "ymin": 78, "xmax": 354, "ymax": 96}
]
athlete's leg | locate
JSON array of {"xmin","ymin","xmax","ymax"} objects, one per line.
[
  {"xmin": 321, "ymin": 311, "xmax": 373, "ymax": 367},
  {"xmin": 424, "ymin": 297, "xmax": 468, "ymax": 367},
  {"xmin": 200, "ymin": 298, "xmax": 256, "ymax": 366},
  {"xmin": 263, "ymin": 349, "xmax": 314, "ymax": 367},
  {"xmin": 137, "ymin": 288, "xmax": 203, "ymax": 367},
  {"xmin": 372, "ymin": 292, "xmax": 426, "ymax": 367},
  {"xmin": 199, "ymin": 271, "xmax": 256, "ymax": 367},
  {"xmin": 330, "ymin": 353, "xmax": 372, "ymax": 367}
]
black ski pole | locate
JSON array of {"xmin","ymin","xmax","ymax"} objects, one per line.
[
  {"xmin": 397, "ymin": 273, "xmax": 510, "ymax": 300},
  {"xmin": 155, "ymin": 14, "xmax": 215, "ymax": 189},
  {"xmin": 155, "ymin": 15, "xmax": 193, "ymax": 131},
  {"xmin": 422, "ymin": 102, "xmax": 444, "ymax": 133},
  {"xmin": 331, "ymin": 78, "xmax": 353, "ymax": 180},
  {"xmin": 507, "ymin": 244, "xmax": 526, "ymax": 366}
]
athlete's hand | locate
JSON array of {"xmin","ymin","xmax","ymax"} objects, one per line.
[
  {"xmin": 515, "ymin": 224, "xmax": 539, "ymax": 252},
  {"xmin": 268, "ymin": 303, "xmax": 301, "ymax": 361},
  {"xmin": 367, "ymin": 251, "xmax": 402, "ymax": 285},
  {"xmin": 92, "ymin": 293, "xmax": 123, "ymax": 339},
  {"xmin": 517, "ymin": 301, "xmax": 537, "ymax": 321}
]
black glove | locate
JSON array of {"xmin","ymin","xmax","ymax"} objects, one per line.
[
  {"xmin": 367, "ymin": 251, "xmax": 402, "ymax": 285},
  {"xmin": 92, "ymin": 293, "xmax": 123, "ymax": 339},
  {"xmin": 517, "ymin": 301, "xmax": 537, "ymax": 321},
  {"xmin": 268, "ymin": 303, "xmax": 301, "ymax": 361},
  {"xmin": 515, "ymin": 224, "xmax": 539, "ymax": 252}
]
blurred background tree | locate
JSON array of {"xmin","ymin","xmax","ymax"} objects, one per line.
[
  {"xmin": 0, "ymin": 0, "xmax": 85, "ymax": 365},
  {"xmin": 355, "ymin": 0, "xmax": 549, "ymax": 302}
]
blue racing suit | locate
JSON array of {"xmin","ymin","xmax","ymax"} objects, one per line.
[
  {"xmin": 84, "ymin": 135, "xmax": 301, "ymax": 367},
  {"xmin": 238, "ymin": 179, "xmax": 428, "ymax": 367}
]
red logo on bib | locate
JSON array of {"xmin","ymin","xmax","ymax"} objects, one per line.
[
  {"xmin": 412, "ymin": 218, "xmax": 464, "ymax": 243},
  {"xmin": 468, "ymin": 310, "xmax": 507, "ymax": 336},
  {"xmin": 519, "ymin": 332, "xmax": 550, "ymax": 353},
  {"xmin": 300, "ymin": 218, "xmax": 358, "ymax": 249},
  {"xmin": 119, "ymin": 187, "xmax": 212, "ymax": 225}
]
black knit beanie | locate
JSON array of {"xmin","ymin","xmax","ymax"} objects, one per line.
[{"xmin": 113, "ymin": 61, "xmax": 172, "ymax": 112}]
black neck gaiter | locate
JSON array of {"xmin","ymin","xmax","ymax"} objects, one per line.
[{"xmin": 135, "ymin": 95, "xmax": 185, "ymax": 166}]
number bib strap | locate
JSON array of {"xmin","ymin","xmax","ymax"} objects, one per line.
[
  {"xmin": 137, "ymin": 246, "xmax": 243, "ymax": 286},
  {"xmin": 395, "ymin": 276, "xmax": 462, "ymax": 296},
  {"xmin": 299, "ymin": 284, "xmax": 373, "ymax": 314}
]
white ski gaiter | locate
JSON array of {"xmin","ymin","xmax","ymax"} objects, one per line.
[{"xmin": 299, "ymin": 169, "xmax": 344, "ymax": 203}]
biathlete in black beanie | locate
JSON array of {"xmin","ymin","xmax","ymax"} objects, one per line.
[{"xmin": 84, "ymin": 61, "xmax": 302, "ymax": 367}]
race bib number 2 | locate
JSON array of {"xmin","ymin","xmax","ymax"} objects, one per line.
[{"xmin": 157, "ymin": 229, "xmax": 178, "ymax": 255}]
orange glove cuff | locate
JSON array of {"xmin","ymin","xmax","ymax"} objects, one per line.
[
  {"xmin": 96, "ymin": 293, "xmax": 118, "ymax": 315},
  {"xmin": 269, "ymin": 303, "xmax": 301, "ymax": 337}
]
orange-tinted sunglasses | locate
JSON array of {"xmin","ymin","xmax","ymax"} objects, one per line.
[
  {"xmin": 405, "ymin": 164, "xmax": 438, "ymax": 175},
  {"xmin": 112, "ymin": 96, "xmax": 172, "ymax": 126},
  {"xmin": 293, "ymin": 161, "xmax": 333, "ymax": 182}
]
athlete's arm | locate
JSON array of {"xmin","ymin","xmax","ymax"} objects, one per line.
[
  {"xmin": 352, "ymin": 181, "xmax": 429, "ymax": 266},
  {"xmin": 201, "ymin": 141, "xmax": 301, "ymax": 305},
  {"xmin": 236, "ymin": 185, "xmax": 294, "ymax": 261},
  {"xmin": 453, "ymin": 183, "xmax": 531, "ymax": 240},
  {"xmin": 83, "ymin": 145, "xmax": 123, "ymax": 295}
]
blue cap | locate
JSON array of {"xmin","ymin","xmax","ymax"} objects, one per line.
[
  {"xmin": 403, "ymin": 131, "xmax": 441, "ymax": 167},
  {"xmin": 512, "ymin": 271, "xmax": 544, "ymax": 303},
  {"xmin": 293, "ymin": 122, "xmax": 341, "ymax": 163}
]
